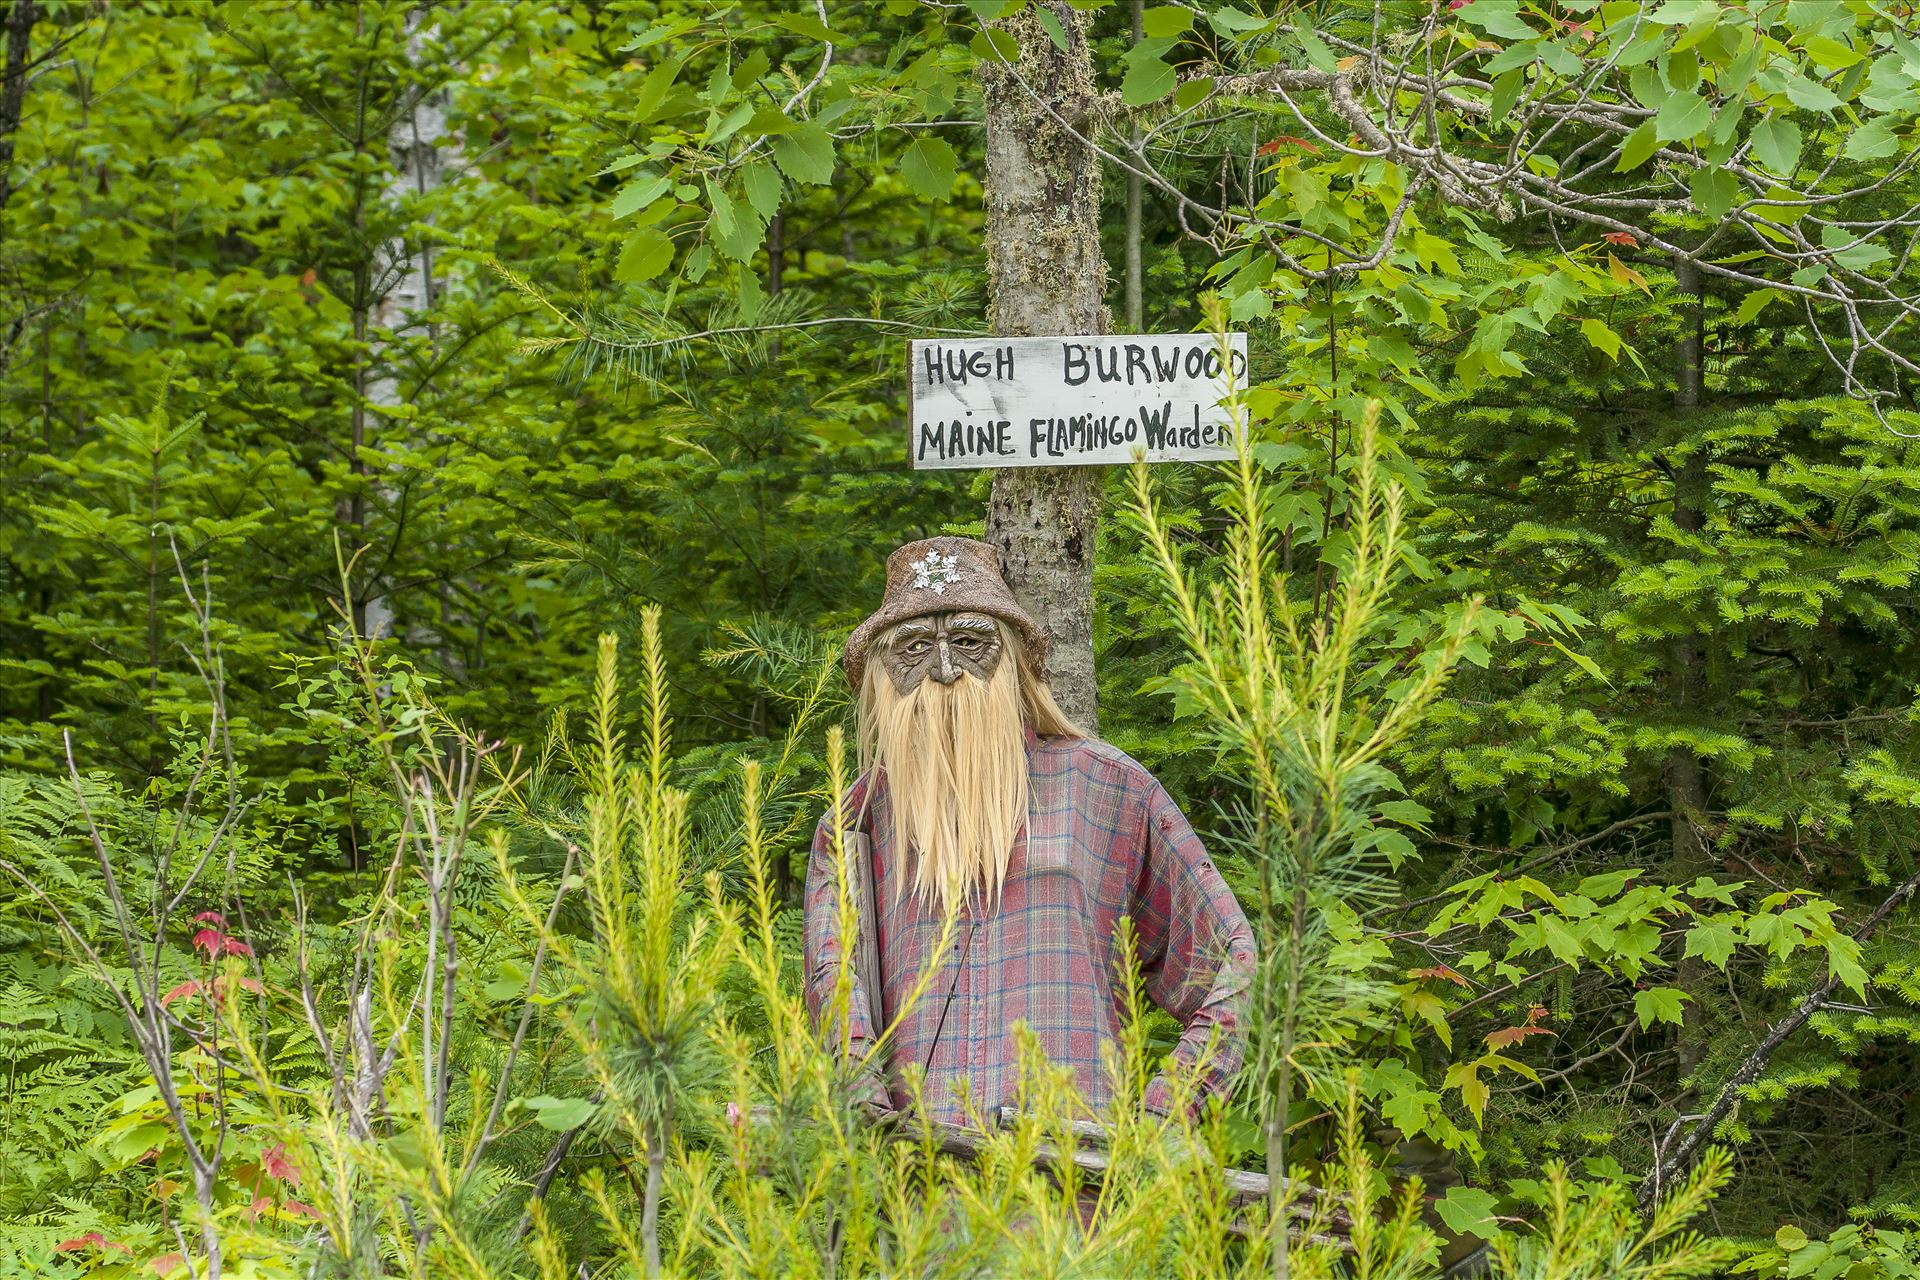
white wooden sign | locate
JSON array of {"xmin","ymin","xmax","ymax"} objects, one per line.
[{"xmin": 908, "ymin": 333, "xmax": 1247, "ymax": 470}]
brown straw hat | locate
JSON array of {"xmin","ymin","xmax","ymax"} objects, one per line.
[{"xmin": 843, "ymin": 537, "xmax": 1047, "ymax": 690}]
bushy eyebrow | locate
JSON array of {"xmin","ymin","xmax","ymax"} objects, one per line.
[{"xmin": 885, "ymin": 616, "xmax": 998, "ymax": 650}]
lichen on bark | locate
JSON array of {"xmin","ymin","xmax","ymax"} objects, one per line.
[{"xmin": 980, "ymin": 4, "xmax": 1110, "ymax": 733}]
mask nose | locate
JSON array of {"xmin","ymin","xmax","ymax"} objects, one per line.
[{"xmin": 932, "ymin": 640, "xmax": 961, "ymax": 684}]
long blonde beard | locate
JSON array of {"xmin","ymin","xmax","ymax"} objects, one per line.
[{"xmin": 858, "ymin": 656, "xmax": 1030, "ymax": 915}]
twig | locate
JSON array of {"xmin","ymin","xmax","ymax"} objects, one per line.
[
  {"xmin": 1634, "ymin": 860, "xmax": 1920, "ymax": 1209},
  {"xmin": 548, "ymin": 315, "xmax": 985, "ymax": 356},
  {"xmin": 463, "ymin": 844, "xmax": 577, "ymax": 1184},
  {"xmin": 512, "ymin": 1100, "xmax": 600, "ymax": 1242},
  {"xmin": 983, "ymin": 1106, "xmax": 1346, "ymax": 1231},
  {"xmin": 1379, "ymin": 811, "xmax": 1677, "ymax": 919}
]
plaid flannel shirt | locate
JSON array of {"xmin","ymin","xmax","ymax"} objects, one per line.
[{"xmin": 803, "ymin": 734, "xmax": 1255, "ymax": 1126}]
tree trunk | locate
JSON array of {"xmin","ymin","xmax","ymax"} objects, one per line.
[
  {"xmin": 193, "ymin": 1164, "xmax": 224, "ymax": 1280},
  {"xmin": 980, "ymin": 4, "xmax": 1109, "ymax": 734},
  {"xmin": 1123, "ymin": 0, "xmax": 1144, "ymax": 333},
  {"xmin": 1271, "ymin": 883, "xmax": 1308, "ymax": 1280},
  {"xmin": 362, "ymin": 9, "xmax": 451, "ymax": 643},
  {"xmin": 642, "ymin": 1116, "xmax": 666, "ymax": 1277},
  {"xmin": 0, "ymin": 0, "xmax": 37, "ymax": 215},
  {"xmin": 767, "ymin": 210, "xmax": 794, "ymax": 905},
  {"xmin": 1665, "ymin": 255, "xmax": 1709, "ymax": 870},
  {"xmin": 1667, "ymin": 254, "xmax": 1713, "ymax": 1081}
]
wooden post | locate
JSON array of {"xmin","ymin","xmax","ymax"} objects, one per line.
[{"xmin": 979, "ymin": 5, "xmax": 1108, "ymax": 734}]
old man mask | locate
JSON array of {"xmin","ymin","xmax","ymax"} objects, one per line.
[{"xmin": 843, "ymin": 539, "xmax": 1081, "ymax": 912}]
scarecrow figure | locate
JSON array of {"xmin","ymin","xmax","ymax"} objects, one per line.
[{"xmin": 804, "ymin": 537, "xmax": 1255, "ymax": 1127}]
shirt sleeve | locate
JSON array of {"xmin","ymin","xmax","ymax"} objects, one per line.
[
  {"xmin": 1131, "ymin": 780, "xmax": 1257, "ymax": 1119},
  {"xmin": 802, "ymin": 778, "xmax": 892, "ymax": 1110}
]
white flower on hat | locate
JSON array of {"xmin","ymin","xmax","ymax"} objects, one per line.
[{"xmin": 910, "ymin": 551, "xmax": 961, "ymax": 595}]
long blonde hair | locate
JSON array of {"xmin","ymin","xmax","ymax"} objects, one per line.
[{"xmin": 856, "ymin": 622, "xmax": 1082, "ymax": 912}]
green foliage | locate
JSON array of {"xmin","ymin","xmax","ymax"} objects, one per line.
[
  {"xmin": 1735, "ymin": 1223, "xmax": 1920, "ymax": 1280},
  {"xmin": 3, "ymin": 0, "xmax": 1920, "ymax": 1265},
  {"xmin": 1129, "ymin": 373, "xmax": 1486, "ymax": 1268},
  {"xmin": 0, "ymin": 614, "xmax": 1758, "ymax": 1279},
  {"xmin": 0, "ymin": 0, "xmax": 965, "ymax": 813},
  {"xmin": 1486, "ymin": 1149, "xmax": 1737, "ymax": 1280},
  {"xmin": 0, "ymin": 951, "xmax": 140, "ymax": 1225}
]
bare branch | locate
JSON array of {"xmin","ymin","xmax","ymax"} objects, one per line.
[{"xmin": 1637, "ymin": 861, "xmax": 1920, "ymax": 1208}]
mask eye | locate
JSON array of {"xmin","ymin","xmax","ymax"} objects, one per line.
[{"xmin": 901, "ymin": 640, "xmax": 931, "ymax": 657}]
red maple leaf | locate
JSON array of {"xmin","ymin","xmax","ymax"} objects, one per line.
[
  {"xmin": 1485, "ymin": 1004, "xmax": 1556, "ymax": 1050},
  {"xmin": 191, "ymin": 911, "xmax": 225, "ymax": 925},
  {"xmin": 1603, "ymin": 231, "xmax": 1638, "ymax": 246},
  {"xmin": 245, "ymin": 1194, "xmax": 318, "ymax": 1222},
  {"xmin": 191, "ymin": 928, "xmax": 254, "ymax": 958},
  {"xmin": 150, "ymin": 1253, "xmax": 187, "ymax": 1276},
  {"xmin": 1259, "ymin": 135, "xmax": 1321, "ymax": 156},
  {"xmin": 260, "ymin": 1143, "xmax": 301, "ymax": 1187},
  {"xmin": 56, "ymin": 1234, "xmax": 131, "ymax": 1254},
  {"xmin": 161, "ymin": 980, "xmax": 203, "ymax": 1007},
  {"xmin": 1408, "ymin": 964, "xmax": 1471, "ymax": 988},
  {"xmin": 1484, "ymin": 1022, "xmax": 1556, "ymax": 1049}
]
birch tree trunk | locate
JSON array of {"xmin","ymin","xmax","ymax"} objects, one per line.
[
  {"xmin": 980, "ymin": 5, "xmax": 1108, "ymax": 734},
  {"xmin": 362, "ymin": 9, "xmax": 450, "ymax": 643}
]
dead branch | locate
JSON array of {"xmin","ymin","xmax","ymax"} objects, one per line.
[{"xmin": 1636, "ymin": 859, "xmax": 1920, "ymax": 1209}]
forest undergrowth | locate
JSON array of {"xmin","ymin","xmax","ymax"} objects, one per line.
[
  {"xmin": 4, "ymin": 1, "xmax": 1920, "ymax": 1276},
  {"xmin": 0, "ymin": 397, "xmax": 1910, "ymax": 1279}
]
